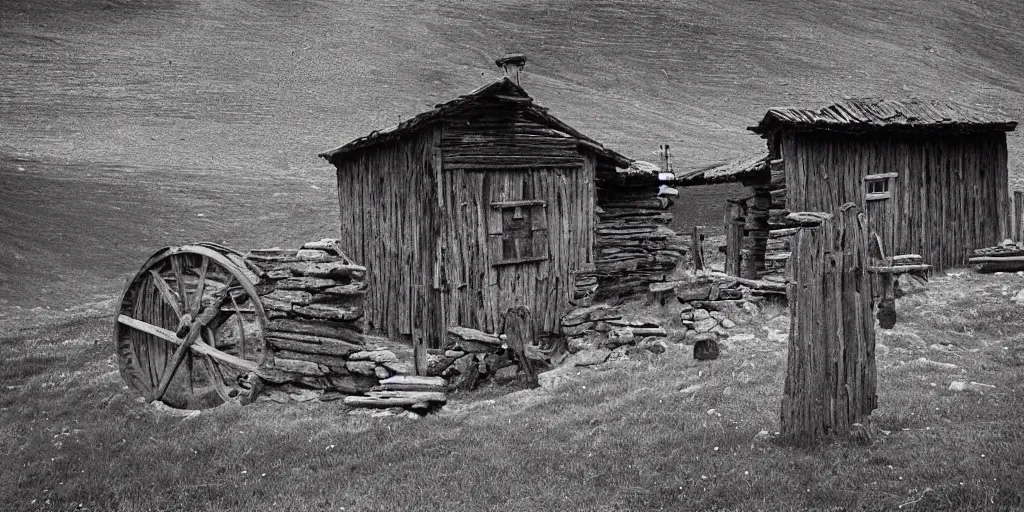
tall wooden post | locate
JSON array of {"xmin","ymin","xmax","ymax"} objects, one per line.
[
  {"xmin": 1014, "ymin": 191, "xmax": 1023, "ymax": 243},
  {"xmin": 741, "ymin": 185, "xmax": 771, "ymax": 279},
  {"xmin": 724, "ymin": 201, "xmax": 745, "ymax": 276},
  {"xmin": 781, "ymin": 203, "xmax": 877, "ymax": 446},
  {"xmin": 410, "ymin": 285, "xmax": 428, "ymax": 376},
  {"xmin": 502, "ymin": 306, "xmax": 537, "ymax": 386},
  {"xmin": 691, "ymin": 225, "xmax": 705, "ymax": 271},
  {"xmin": 658, "ymin": 144, "xmax": 672, "ymax": 175}
]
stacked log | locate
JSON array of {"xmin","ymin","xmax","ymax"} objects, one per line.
[
  {"xmin": 572, "ymin": 273, "xmax": 599, "ymax": 306},
  {"xmin": 969, "ymin": 241, "xmax": 1024, "ymax": 272},
  {"xmin": 590, "ymin": 192, "xmax": 688, "ymax": 299}
]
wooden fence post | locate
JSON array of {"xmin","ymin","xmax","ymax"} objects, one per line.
[
  {"xmin": 410, "ymin": 285, "xmax": 428, "ymax": 376},
  {"xmin": 502, "ymin": 306, "xmax": 537, "ymax": 386},
  {"xmin": 658, "ymin": 144, "xmax": 672, "ymax": 175},
  {"xmin": 781, "ymin": 203, "xmax": 877, "ymax": 446},
  {"xmin": 1014, "ymin": 191, "xmax": 1023, "ymax": 243},
  {"xmin": 724, "ymin": 202, "xmax": 745, "ymax": 276},
  {"xmin": 691, "ymin": 225, "xmax": 705, "ymax": 271}
]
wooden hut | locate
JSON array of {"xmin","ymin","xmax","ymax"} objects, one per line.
[
  {"xmin": 319, "ymin": 56, "xmax": 682, "ymax": 348},
  {"xmin": 677, "ymin": 98, "xmax": 1017, "ymax": 276}
]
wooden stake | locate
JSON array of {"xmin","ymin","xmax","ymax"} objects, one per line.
[
  {"xmin": 502, "ymin": 306, "xmax": 537, "ymax": 386},
  {"xmin": 1014, "ymin": 191, "xmax": 1023, "ymax": 243},
  {"xmin": 691, "ymin": 225, "xmax": 704, "ymax": 271},
  {"xmin": 411, "ymin": 285, "xmax": 428, "ymax": 376}
]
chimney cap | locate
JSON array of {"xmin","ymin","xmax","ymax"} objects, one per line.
[{"xmin": 495, "ymin": 53, "xmax": 527, "ymax": 68}]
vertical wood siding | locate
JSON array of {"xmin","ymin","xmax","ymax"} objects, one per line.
[
  {"xmin": 333, "ymin": 100, "xmax": 617, "ymax": 345},
  {"xmin": 334, "ymin": 130, "xmax": 441, "ymax": 344},
  {"xmin": 437, "ymin": 105, "xmax": 595, "ymax": 336},
  {"xmin": 782, "ymin": 131, "xmax": 1008, "ymax": 271}
]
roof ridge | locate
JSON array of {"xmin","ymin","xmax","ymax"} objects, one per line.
[
  {"xmin": 750, "ymin": 96, "xmax": 1017, "ymax": 136},
  {"xmin": 318, "ymin": 77, "xmax": 630, "ymax": 166}
]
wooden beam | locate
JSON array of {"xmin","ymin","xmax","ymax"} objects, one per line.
[
  {"xmin": 1014, "ymin": 191, "xmax": 1023, "ymax": 243},
  {"xmin": 490, "ymin": 199, "xmax": 546, "ymax": 208},
  {"xmin": 868, "ymin": 264, "xmax": 932, "ymax": 274},
  {"xmin": 148, "ymin": 270, "xmax": 183, "ymax": 319},
  {"xmin": 117, "ymin": 314, "xmax": 258, "ymax": 373},
  {"xmin": 864, "ymin": 172, "xmax": 899, "ymax": 180},
  {"xmin": 968, "ymin": 255, "xmax": 1024, "ymax": 263}
]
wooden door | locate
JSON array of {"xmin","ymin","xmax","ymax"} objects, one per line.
[
  {"xmin": 482, "ymin": 171, "xmax": 551, "ymax": 334},
  {"xmin": 863, "ymin": 172, "xmax": 898, "ymax": 259}
]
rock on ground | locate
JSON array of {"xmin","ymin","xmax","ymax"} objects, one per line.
[
  {"xmin": 538, "ymin": 366, "xmax": 579, "ymax": 391},
  {"xmin": 566, "ymin": 348, "xmax": 611, "ymax": 367}
]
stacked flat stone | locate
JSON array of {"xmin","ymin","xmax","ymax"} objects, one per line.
[
  {"xmin": 244, "ymin": 239, "xmax": 434, "ymax": 407},
  {"xmin": 560, "ymin": 304, "xmax": 668, "ymax": 360},
  {"xmin": 342, "ymin": 375, "xmax": 448, "ymax": 412},
  {"xmin": 581, "ymin": 194, "xmax": 688, "ymax": 301},
  {"xmin": 674, "ymin": 276, "xmax": 762, "ymax": 348},
  {"xmin": 426, "ymin": 327, "xmax": 531, "ymax": 390}
]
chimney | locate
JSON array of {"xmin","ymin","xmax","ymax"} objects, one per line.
[{"xmin": 495, "ymin": 53, "xmax": 527, "ymax": 86}]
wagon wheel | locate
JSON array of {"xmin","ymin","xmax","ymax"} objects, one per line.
[{"xmin": 114, "ymin": 244, "xmax": 268, "ymax": 409}]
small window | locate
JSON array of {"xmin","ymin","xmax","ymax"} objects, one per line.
[
  {"xmin": 487, "ymin": 200, "xmax": 548, "ymax": 266},
  {"xmin": 864, "ymin": 173, "xmax": 897, "ymax": 201},
  {"xmin": 867, "ymin": 179, "xmax": 888, "ymax": 195}
]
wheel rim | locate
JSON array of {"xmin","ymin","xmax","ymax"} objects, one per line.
[{"xmin": 114, "ymin": 245, "xmax": 268, "ymax": 409}]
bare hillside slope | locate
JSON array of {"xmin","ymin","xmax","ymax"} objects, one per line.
[{"xmin": 1, "ymin": 0, "xmax": 1022, "ymax": 308}]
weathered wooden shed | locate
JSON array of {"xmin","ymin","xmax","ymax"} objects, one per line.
[
  {"xmin": 319, "ymin": 58, "xmax": 681, "ymax": 348},
  {"xmin": 679, "ymin": 98, "xmax": 1017, "ymax": 276}
]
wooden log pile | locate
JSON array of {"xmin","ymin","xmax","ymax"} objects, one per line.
[
  {"xmin": 741, "ymin": 185, "xmax": 772, "ymax": 279},
  {"xmin": 342, "ymin": 376, "xmax": 448, "ymax": 412},
  {"xmin": 722, "ymin": 169, "xmax": 789, "ymax": 279},
  {"xmin": 969, "ymin": 241, "xmax": 1024, "ymax": 273},
  {"xmin": 590, "ymin": 192, "xmax": 688, "ymax": 300}
]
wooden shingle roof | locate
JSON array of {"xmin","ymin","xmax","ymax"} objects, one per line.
[
  {"xmin": 319, "ymin": 78, "xmax": 631, "ymax": 167},
  {"xmin": 749, "ymin": 98, "xmax": 1017, "ymax": 136},
  {"xmin": 670, "ymin": 154, "xmax": 770, "ymax": 186}
]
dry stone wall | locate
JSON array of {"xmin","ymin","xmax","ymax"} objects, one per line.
[{"xmin": 245, "ymin": 239, "xmax": 444, "ymax": 410}]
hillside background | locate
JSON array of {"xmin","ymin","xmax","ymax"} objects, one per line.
[{"xmin": 2, "ymin": 0, "xmax": 1023, "ymax": 310}]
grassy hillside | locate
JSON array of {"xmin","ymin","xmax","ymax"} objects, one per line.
[
  {"xmin": 2, "ymin": 0, "xmax": 1023, "ymax": 308},
  {"xmin": 1, "ymin": 272, "xmax": 1022, "ymax": 510}
]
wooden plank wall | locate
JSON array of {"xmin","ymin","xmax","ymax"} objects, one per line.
[
  {"xmin": 334, "ymin": 130, "xmax": 443, "ymax": 345},
  {"xmin": 781, "ymin": 131, "xmax": 1008, "ymax": 271},
  {"xmin": 436, "ymin": 103, "xmax": 595, "ymax": 337}
]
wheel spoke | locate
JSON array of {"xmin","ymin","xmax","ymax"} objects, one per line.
[
  {"xmin": 148, "ymin": 270, "xmax": 183, "ymax": 320},
  {"xmin": 199, "ymin": 328, "xmax": 233, "ymax": 403},
  {"xmin": 170, "ymin": 256, "xmax": 188, "ymax": 313},
  {"xmin": 200, "ymin": 353, "xmax": 233, "ymax": 404},
  {"xmin": 228, "ymin": 292, "xmax": 248, "ymax": 361},
  {"xmin": 190, "ymin": 256, "xmax": 210, "ymax": 316},
  {"xmin": 149, "ymin": 281, "xmax": 241, "ymax": 402},
  {"xmin": 117, "ymin": 315, "xmax": 257, "ymax": 373}
]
